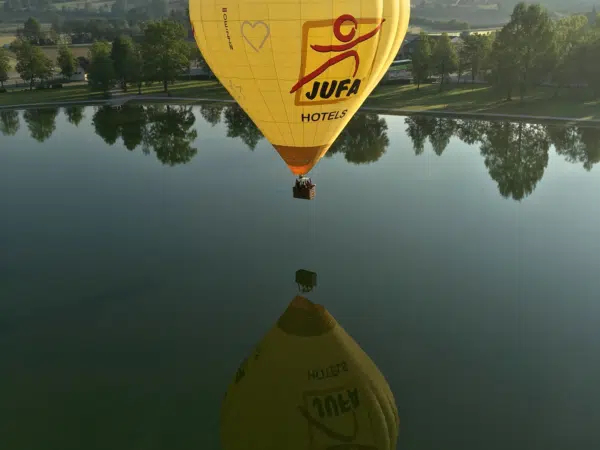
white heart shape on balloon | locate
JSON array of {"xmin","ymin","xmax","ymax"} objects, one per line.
[{"xmin": 240, "ymin": 20, "xmax": 270, "ymax": 52}]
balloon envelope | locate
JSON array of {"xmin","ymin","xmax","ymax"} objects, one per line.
[
  {"xmin": 190, "ymin": 0, "xmax": 410, "ymax": 175},
  {"xmin": 220, "ymin": 296, "xmax": 399, "ymax": 450}
]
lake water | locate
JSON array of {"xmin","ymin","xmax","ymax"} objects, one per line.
[{"xmin": 1, "ymin": 104, "xmax": 600, "ymax": 450}]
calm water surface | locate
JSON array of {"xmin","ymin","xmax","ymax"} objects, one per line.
[{"xmin": 1, "ymin": 105, "xmax": 600, "ymax": 450}]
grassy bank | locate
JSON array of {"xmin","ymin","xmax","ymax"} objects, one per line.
[
  {"xmin": 367, "ymin": 83, "xmax": 600, "ymax": 119},
  {"xmin": 2, "ymin": 79, "xmax": 600, "ymax": 120},
  {"xmin": 0, "ymin": 80, "xmax": 231, "ymax": 106}
]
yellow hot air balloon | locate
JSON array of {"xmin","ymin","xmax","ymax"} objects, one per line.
[
  {"xmin": 220, "ymin": 295, "xmax": 399, "ymax": 450},
  {"xmin": 190, "ymin": 0, "xmax": 410, "ymax": 177}
]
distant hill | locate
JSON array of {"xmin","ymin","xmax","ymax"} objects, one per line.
[{"xmin": 410, "ymin": 1, "xmax": 599, "ymax": 27}]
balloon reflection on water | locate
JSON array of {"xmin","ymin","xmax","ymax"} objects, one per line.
[{"xmin": 220, "ymin": 270, "xmax": 400, "ymax": 450}]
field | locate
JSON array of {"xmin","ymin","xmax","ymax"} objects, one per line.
[
  {"xmin": 2, "ymin": 44, "xmax": 93, "ymax": 81},
  {"xmin": 52, "ymin": 0, "xmax": 114, "ymax": 10},
  {"xmin": 35, "ymin": 45, "xmax": 93, "ymax": 61},
  {"xmin": 4, "ymin": 44, "xmax": 92, "ymax": 71},
  {"xmin": 0, "ymin": 34, "xmax": 16, "ymax": 46},
  {"xmin": 0, "ymin": 22, "xmax": 33, "ymax": 35}
]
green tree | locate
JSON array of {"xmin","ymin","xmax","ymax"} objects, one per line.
[
  {"xmin": 57, "ymin": 45, "xmax": 77, "ymax": 80},
  {"xmin": 144, "ymin": 105, "xmax": 198, "ymax": 165},
  {"xmin": 23, "ymin": 108, "xmax": 59, "ymax": 142},
  {"xmin": 462, "ymin": 33, "xmax": 492, "ymax": 84},
  {"xmin": 130, "ymin": 43, "xmax": 146, "ymax": 95},
  {"xmin": 223, "ymin": 105, "xmax": 263, "ymax": 150},
  {"xmin": 188, "ymin": 42, "xmax": 203, "ymax": 68},
  {"xmin": 65, "ymin": 105, "xmax": 85, "ymax": 126},
  {"xmin": 0, "ymin": 110, "xmax": 20, "ymax": 136},
  {"xmin": 88, "ymin": 41, "xmax": 116, "ymax": 94},
  {"xmin": 502, "ymin": 3, "xmax": 555, "ymax": 100},
  {"xmin": 189, "ymin": 43, "xmax": 212, "ymax": 77},
  {"xmin": 490, "ymin": 26, "xmax": 519, "ymax": 100},
  {"xmin": 14, "ymin": 40, "xmax": 54, "ymax": 90},
  {"xmin": 0, "ymin": 48, "xmax": 10, "ymax": 88},
  {"xmin": 111, "ymin": 35, "xmax": 137, "ymax": 91},
  {"xmin": 50, "ymin": 14, "xmax": 65, "ymax": 34},
  {"xmin": 548, "ymin": 15, "xmax": 588, "ymax": 96},
  {"xmin": 328, "ymin": 114, "xmax": 389, "ymax": 164},
  {"xmin": 431, "ymin": 33, "xmax": 458, "ymax": 91},
  {"xmin": 141, "ymin": 20, "xmax": 190, "ymax": 92},
  {"xmin": 411, "ymin": 32, "xmax": 432, "ymax": 90},
  {"xmin": 568, "ymin": 32, "xmax": 600, "ymax": 99},
  {"xmin": 21, "ymin": 17, "xmax": 42, "ymax": 44},
  {"xmin": 457, "ymin": 41, "xmax": 469, "ymax": 84}
]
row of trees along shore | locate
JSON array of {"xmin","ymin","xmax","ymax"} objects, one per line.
[
  {"xmin": 2, "ymin": 2, "xmax": 600, "ymax": 98},
  {"xmin": 0, "ymin": 18, "xmax": 202, "ymax": 93},
  {"xmin": 412, "ymin": 2, "xmax": 600, "ymax": 100}
]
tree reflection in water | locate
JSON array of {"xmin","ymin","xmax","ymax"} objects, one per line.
[
  {"xmin": 223, "ymin": 104, "xmax": 263, "ymax": 150},
  {"xmin": 405, "ymin": 116, "xmax": 459, "ymax": 156},
  {"xmin": 90, "ymin": 104, "xmax": 198, "ymax": 165},
  {"xmin": 328, "ymin": 113, "xmax": 390, "ymax": 164},
  {"xmin": 3, "ymin": 104, "xmax": 600, "ymax": 201},
  {"xmin": 481, "ymin": 122, "xmax": 550, "ymax": 201},
  {"xmin": 406, "ymin": 116, "xmax": 557, "ymax": 201},
  {"xmin": 547, "ymin": 124, "xmax": 600, "ymax": 171},
  {"xmin": 406, "ymin": 116, "xmax": 435, "ymax": 155},
  {"xmin": 92, "ymin": 106, "xmax": 121, "ymax": 145},
  {"xmin": 64, "ymin": 106, "xmax": 85, "ymax": 127},
  {"xmin": 23, "ymin": 107, "xmax": 59, "ymax": 143},
  {"xmin": 144, "ymin": 105, "xmax": 198, "ymax": 166},
  {"xmin": 120, "ymin": 105, "xmax": 146, "ymax": 151},
  {"xmin": 0, "ymin": 110, "xmax": 20, "ymax": 136},
  {"xmin": 199, "ymin": 103, "xmax": 226, "ymax": 127}
]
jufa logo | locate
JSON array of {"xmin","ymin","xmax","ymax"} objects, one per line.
[{"xmin": 291, "ymin": 14, "xmax": 385, "ymax": 106}]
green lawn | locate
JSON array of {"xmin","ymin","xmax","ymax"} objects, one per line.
[
  {"xmin": 0, "ymin": 85, "xmax": 107, "ymax": 105},
  {"xmin": 2, "ymin": 79, "xmax": 600, "ymax": 121},
  {"xmin": 140, "ymin": 79, "xmax": 232, "ymax": 98},
  {"xmin": 0, "ymin": 80, "xmax": 230, "ymax": 106},
  {"xmin": 366, "ymin": 83, "xmax": 600, "ymax": 120}
]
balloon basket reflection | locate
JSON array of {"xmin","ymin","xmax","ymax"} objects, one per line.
[
  {"xmin": 293, "ymin": 176, "xmax": 316, "ymax": 200},
  {"xmin": 296, "ymin": 269, "xmax": 317, "ymax": 293},
  {"xmin": 293, "ymin": 185, "xmax": 316, "ymax": 200}
]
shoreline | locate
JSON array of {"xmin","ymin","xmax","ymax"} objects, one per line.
[{"xmin": 3, "ymin": 93, "xmax": 600, "ymax": 126}]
